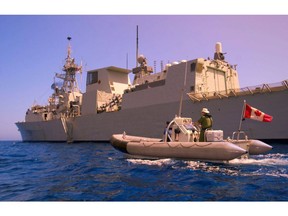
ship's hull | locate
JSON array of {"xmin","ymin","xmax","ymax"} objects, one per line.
[
  {"xmin": 16, "ymin": 89, "xmax": 288, "ymax": 142},
  {"xmin": 16, "ymin": 119, "xmax": 67, "ymax": 142}
]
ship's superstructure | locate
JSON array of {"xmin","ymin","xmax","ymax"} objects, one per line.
[
  {"xmin": 25, "ymin": 37, "xmax": 83, "ymax": 123},
  {"xmin": 16, "ymin": 39, "xmax": 288, "ymax": 142}
]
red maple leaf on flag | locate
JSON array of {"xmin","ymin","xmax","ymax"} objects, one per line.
[{"xmin": 254, "ymin": 109, "xmax": 262, "ymax": 117}]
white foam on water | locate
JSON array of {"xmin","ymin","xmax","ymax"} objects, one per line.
[
  {"xmin": 230, "ymin": 153, "xmax": 288, "ymax": 166},
  {"xmin": 185, "ymin": 160, "xmax": 240, "ymax": 176},
  {"xmin": 126, "ymin": 153, "xmax": 288, "ymax": 178},
  {"xmin": 240, "ymin": 167, "xmax": 288, "ymax": 178},
  {"xmin": 127, "ymin": 158, "xmax": 174, "ymax": 166},
  {"xmin": 266, "ymin": 173, "xmax": 288, "ymax": 178},
  {"xmin": 184, "ymin": 153, "xmax": 288, "ymax": 178}
]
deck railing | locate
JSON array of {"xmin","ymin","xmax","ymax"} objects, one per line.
[{"xmin": 187, "ymin": 80, "xmax": 288, "ymax": 102}]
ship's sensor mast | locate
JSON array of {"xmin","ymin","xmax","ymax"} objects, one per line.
[{"xmin": 55, "ymin": 37, "xmax": 82, "ymax": 93}]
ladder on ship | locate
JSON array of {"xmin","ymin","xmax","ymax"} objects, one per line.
[{"xmin": 61, "ymin": 117, "xmax": 74, "ymax": 143}]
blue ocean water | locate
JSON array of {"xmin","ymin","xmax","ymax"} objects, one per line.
[{"xmin": 0, "ymin": 141, "xmax": 287, "ymax": 201}]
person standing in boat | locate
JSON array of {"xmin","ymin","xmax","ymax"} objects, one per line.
[{"xmin": 196, "ymin": 108, "xmax": 213, "ymax": 142}]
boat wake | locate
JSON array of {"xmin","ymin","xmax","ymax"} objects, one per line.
[
  {"xmin": 230, "ymin": 153, "xmax": 288, "ymax": 166},
  {"xmin": 126, "ymin": 153, "xmax": 288, "ymax": 178}
]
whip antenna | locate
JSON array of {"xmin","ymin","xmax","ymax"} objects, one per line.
[{"xmin": 136, "ymin": 25, "xmax": 139, "ymax": 67}]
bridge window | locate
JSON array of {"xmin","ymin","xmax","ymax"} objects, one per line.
[
  {"xmin": 87, "ymin": 71, "xmax": 98, "ymax": 85},
  {"xmin": 190, "ymin": 62, "xmax": 196, "ymax": 72}
]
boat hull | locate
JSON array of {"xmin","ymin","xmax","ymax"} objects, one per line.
[
  {"xmin": 232, "ymin": 139, "xmax": 272, "ymax": 155},
  {"xmin": 110, "ymin": 134, "xmax": 247, "ymax": 162},
  {"xmin": 16, "ymin": 119, "xmax": 67, "ymax": 142},
  {"xmin": 16, "ymin": 89, "xmax": 288, "ymax": 142}
]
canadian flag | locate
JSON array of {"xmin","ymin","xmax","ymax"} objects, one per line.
[{"xmin": 243, "ymin": 103, "xmax": 273, "ymax": 122}]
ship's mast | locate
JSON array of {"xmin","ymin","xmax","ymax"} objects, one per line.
[{"xmin": 56, "ymin": 37, "xmax": 82, "ymax": 93}]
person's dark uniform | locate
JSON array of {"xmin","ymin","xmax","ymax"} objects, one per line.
[{"xmin": 197, "ymin": 108, "xmax": 213, "ymax": 142}]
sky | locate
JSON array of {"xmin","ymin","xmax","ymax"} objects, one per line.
[{"xmin": 1, "ymin": 1, "xmax": 288, "ymax": 140}]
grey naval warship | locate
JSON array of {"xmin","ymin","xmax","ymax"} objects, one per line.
[{"xmin": 16, "ymin": 38, "xmax": 288, "ymax": 143}]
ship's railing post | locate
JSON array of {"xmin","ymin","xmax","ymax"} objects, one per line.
[
  {"xmin": 232, "ymin": 131, "xmax": 247, "ymax": 141},
  {"xmin": 282, "ymin": 80, "xmax": 288, "ymax": 89},
  {"xmin": 261, "ymin": 84, "xmax": 271, "ymax": 93}
]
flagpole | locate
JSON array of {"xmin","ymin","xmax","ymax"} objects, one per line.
[{"xmin": 238, "ymin": 100, "xmax": 246, "ymax": 132}]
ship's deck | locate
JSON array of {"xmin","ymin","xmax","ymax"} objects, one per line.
[{"xmin": 187, "ymin": 80, "xmax": 288, "ymax": 102}]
